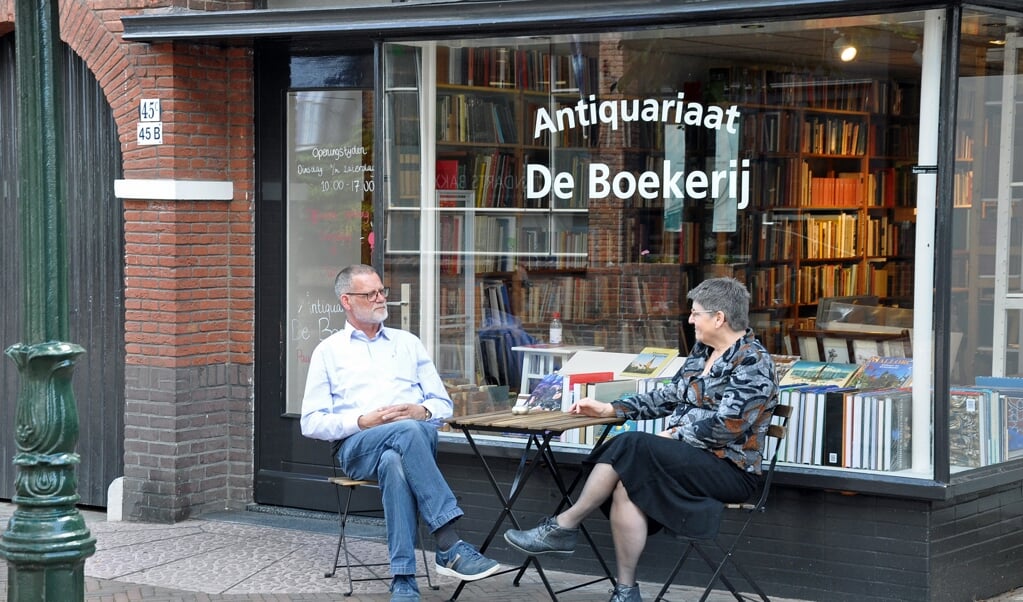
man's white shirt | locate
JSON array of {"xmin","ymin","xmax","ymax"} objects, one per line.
[{"xmin": 300, "ymin": 321, "xmax": 453, "ymax": 441}]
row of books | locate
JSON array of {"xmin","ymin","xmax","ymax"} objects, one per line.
[
  {"xmin": 526, "ymin": 100, "xmax": 601, "ymax": 149},
  {"xmin": 501, "ymin": 353, "xmax": 1023, "ymax": 471},
  {"xmin": 708, "ymin": 67, "xmax": 919, "ymax": 116},
  {"xmin": 438, "ymin": 46, "xmax": 598, "ymax": 95},
  {"xmin": 742, "ymin": 160, "xmax": 915, "ymax": 210},
  {"xmin": 776, "ymin": 384, "xmax": 913, "ymax": 470},
  {"xmin": 751, "ymin": 212, "xmax": 858, "ymax": 260},
  {"xmin": 779, "ymin": 383, "xmax": 1023, "ymax": 470},
  {"xmin": 802, "ymin": 114, "xmax": 867, "ymax": 156},
  {"xmin": 777, "ymin": 357, "xmax": 911, "ymax": 470},
  {"xmin": 776, "ymin": 359, "xmax": 1023, "ymax": 470},
  {"xmin": 864, "ymin": 214, "xmax": 915, "ymax": 257},
  {"xmin": 795, "ymin": 264, "xmax": 860, "ymax": 304},
  {"xmin": 436, "ymin": 152, "xmax": 519, "ymax": 208},
  {"xmin": 437, "ymin": 93, "xmax": 518, "ymax": 145},
  {"xmin": 443, "ymin": 213, "xmax": 522, "ymax": 274},
  {"xmin": 866, "ymin": 261, "xmax": 913, "ymax": 298},
  {"xmin": 802, "ymin": 214, "xmax": 858, "ymax": 259},
  {"xmin": 808, "ymin": 175, "xmax": 865, "ymax": 208},
  {"xmin": 742, "ymin": 111, "xmax": 911, "ymax": 159}
]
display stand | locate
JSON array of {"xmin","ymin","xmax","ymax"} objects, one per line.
[{"xmin": 512, "ymin": 344, "xmax": 603, "ymax": 393}]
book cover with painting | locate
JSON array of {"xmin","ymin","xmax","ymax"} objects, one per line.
[
  {"xmin": 848, "ymin": 356, "xmax": 913, "ymax": 391},
  {"xmin": 512, "ymin": 371, "xmax": 563, "ymax": 413},
  {"xmin": 621, "ymin": 347, "xmax": 679, "ymax": 378},
  {"xmin": 949, "ymin": 388, "xmax": 986, "ymax": 468}
]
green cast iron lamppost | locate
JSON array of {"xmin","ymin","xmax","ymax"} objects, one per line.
[{"xmin": 0, "ymin": 0, "xmax": 96, "ymax": 595}]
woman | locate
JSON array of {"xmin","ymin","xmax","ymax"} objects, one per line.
[{"xmin": 503, "ymin": 277, "xmax": 779, "ymax": 602}]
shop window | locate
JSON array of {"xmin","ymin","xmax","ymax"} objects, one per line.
[
  {"xmin": 951, "ymin": 11, "xmax": 1023, "ymax": 468},
  {"xmin": 376, "ymin": 10, "xmax": 1018, "ymax": 482}
]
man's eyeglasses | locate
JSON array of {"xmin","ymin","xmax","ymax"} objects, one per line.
[
  {"xmin": 690, "ymin": 309, "xmax": 718, "ymax": 317},
  {"xmin": 345, "ymin": 287, "xmax": 390, "ymax": 300}
]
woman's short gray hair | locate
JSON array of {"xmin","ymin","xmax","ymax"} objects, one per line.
[{"xmin": 687, "ymin": 277, "xmax": 751, "ymax": 331}]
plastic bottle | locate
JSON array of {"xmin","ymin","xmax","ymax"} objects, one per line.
[{"xmin": 549, "ymin": 312, "xmax": 563, "ymax": 345}]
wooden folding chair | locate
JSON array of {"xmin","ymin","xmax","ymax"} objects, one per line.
[
  {"xmin": 324, "ymin": 462, "xmax": 437, "ymax": 596},
  {"xmin": 654, "ymin": 403, "xmax": 792, "ymax": 602}
]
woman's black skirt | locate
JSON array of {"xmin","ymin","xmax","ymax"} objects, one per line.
[{"xmin": 585, "ymin": 431, "xmax": 759, "ymax": 538}]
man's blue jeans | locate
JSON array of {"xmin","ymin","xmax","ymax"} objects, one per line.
[{"xmin": 336, "ymin": 419, "xmax": 464, "ymax": 575}]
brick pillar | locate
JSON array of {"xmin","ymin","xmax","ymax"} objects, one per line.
[{"xmin": 119, "ymin": 43, "xmax": 256, "ymax": 522}]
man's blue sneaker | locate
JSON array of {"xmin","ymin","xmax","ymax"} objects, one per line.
[
  {"xmin": 390, "ymin": 574, "xmax": 420, "ymax": 602},
  {"xmin": 435, "ymin": 540, "xmax": 500, "ymax": 581}
]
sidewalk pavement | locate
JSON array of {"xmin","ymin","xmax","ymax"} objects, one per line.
[{"xmin": 1, "ymin": 501, "xmax": 1021, "ymax": 602}]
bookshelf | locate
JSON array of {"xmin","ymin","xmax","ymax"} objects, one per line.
[{"xmin": 714, "ymin": 73, "xmax": 922, "ymax": 348}]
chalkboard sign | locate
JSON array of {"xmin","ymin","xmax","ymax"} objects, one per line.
[{"xmin": 285, "ymin": 90, "xmax": 373, "ymax": 414}]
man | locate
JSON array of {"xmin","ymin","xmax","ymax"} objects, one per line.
[{"xmin": 301, "ymin": 264, "xmax": 499, "ymax": 602}]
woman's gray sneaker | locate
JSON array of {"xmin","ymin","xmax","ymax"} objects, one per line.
[
  {"xmin": 503, "ymin": 516, "xmax": 579, "ymax": 556},
  {"xmin": 608, "ymin": 583, "xmax": 642, "ymax": 602}
]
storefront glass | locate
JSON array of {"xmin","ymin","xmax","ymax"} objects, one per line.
[
  {"xmin": 285, "ymin": 89, "xmax": 375, "ymax": 414},
  {"xmin": 379, "ymin": 10, "xmax": 974, "ymax": 479},
  {"xmin": 952, "ymin": 10, "xmax": 1023, "ymax": 470}
]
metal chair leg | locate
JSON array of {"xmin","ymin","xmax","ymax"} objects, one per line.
[{"xmin": 325, "ymin": 478, "xmax": 439, "ymax": 594}]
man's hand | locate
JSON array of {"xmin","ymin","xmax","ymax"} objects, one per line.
[
  {"xmin": 357, "ymin": 404, "xmax": 430, "ymax": 429},
  {"xmin": 566, "ymin": 397, "xmax": 614, "ymax": 418}
]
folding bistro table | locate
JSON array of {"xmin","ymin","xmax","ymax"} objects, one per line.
[{"xmin": 445, "ymin": 409, "xmax": 625, "ymax": 601}]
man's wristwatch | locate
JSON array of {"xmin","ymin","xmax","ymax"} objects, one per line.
[{"xmin": 422, "ymin": 407, "xmax": 432, "ymax": 420}]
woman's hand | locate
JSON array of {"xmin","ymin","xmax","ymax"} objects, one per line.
[{"xmin": 567, "ymin": 397, "xmax": 614, "ymax": 417}]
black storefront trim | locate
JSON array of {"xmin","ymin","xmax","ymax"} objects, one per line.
[
  {"xmin": 122, "ymin": 0, "xmax": 950, "ymax": 43},
  {"xmin": 435, "ymin": 434, "xmax": 1023, "ymax": 502}
]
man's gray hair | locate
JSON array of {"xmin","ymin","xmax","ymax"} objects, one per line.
[{"xmin": 334, "ymin": 264, "xmax": 378, "ymax": 299}]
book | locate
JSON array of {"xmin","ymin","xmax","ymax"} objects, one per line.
[
  {"xmin": 949, "ymin": 388, "xmax": 986, "ymax": 468},
  {"xmin": 590, "ymin": 380, "xmax": 642, "ymax": 440},
  {"xmin": 588, "ymin": 379, "xmax": 638, "ymax": 403},
  {"xmin": 822, "ymin": 388, "xmax": 857, "ymax": 467},
  {"xmin": 565, "ymin": 371, "xmax": 616, "ymax": 387},
  {"xmin": 885, "ymin": 388, "xmax": 913, "ymax": 471},
  {"xmin": 565, "ymin": 372, "xmax": 616, "ymax": 412},
  {"xmin": 975, "ymin": 376, "xmax": 1023, "ymax": 460},
  {"xmin": 814, "ymin": 363, "xmax": 862, "ymax": 387},
  {"xmin": 436, "ymin": 159, "xmax": 461, "ymax": 190},
  {"xmin": 848, "ymin": 391, "xmax": 867, "ymax": 469},
  {"xmin": 848, "ymin": 356, "xmax": 913, "ymax": 390},
  {"xmin": 779, "ymin": 360, "xmax": 827, "ymax": 386},
  {"xmin": 800, "ymin": 386, "xmax": 824, "ymax": 464},
  {"xmin": 774, "ymin": 385, "xmax": 806, "ymax": 463},
  {"xmin": 771, "ymin": 354, "xmax": 801, "ymax": 382},
  {"xmin": 621, "ymin": 347, "xmax": 680, "ymax": 378},
  {"xmin": 512, "ymin": 371, "xmax": 563, "ymax": 414},
  {"xmin": 779, "ymin": 360, "xmax": 861, "ymax": 387},
  {"xmin": 781, "ymin": 384, "xmax": 824, "ymax": 464}
]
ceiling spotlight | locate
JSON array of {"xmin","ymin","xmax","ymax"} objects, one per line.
[{"xmin": 833, "ymin": 33, "xmax": 857, "ymax": 62}]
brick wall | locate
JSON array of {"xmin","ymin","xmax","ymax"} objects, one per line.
[{"xmin": 0, "ymin": 0, "xmax": 260, "ymax": 521}]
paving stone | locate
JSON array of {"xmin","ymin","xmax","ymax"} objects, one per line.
[{"xmin": 1, "ymin": 502, "xmax": 1018, "ymax": 601}]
